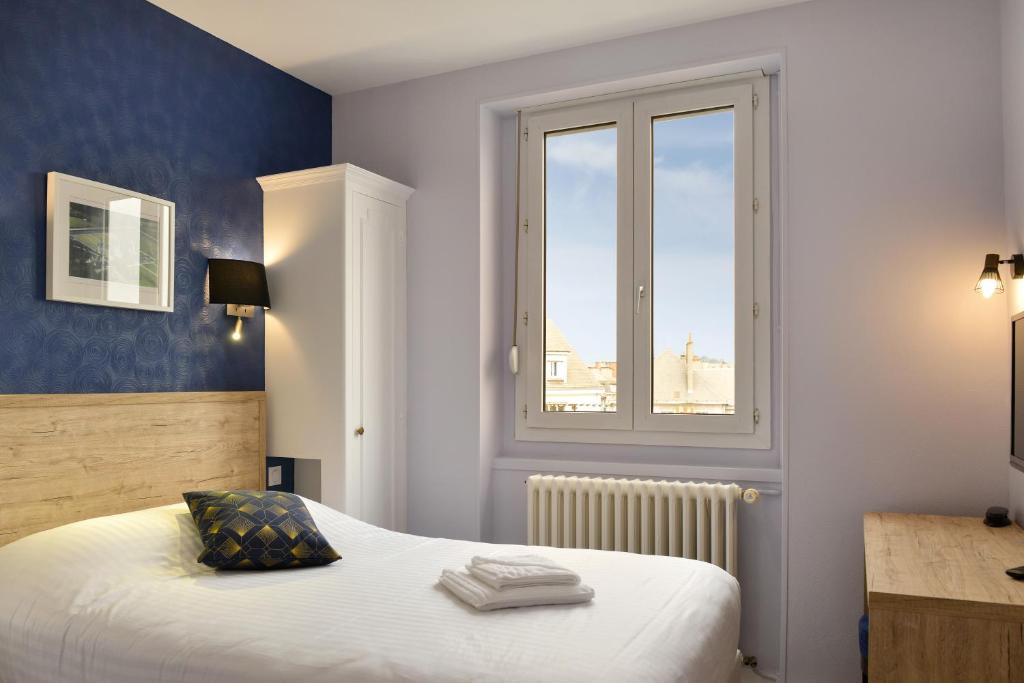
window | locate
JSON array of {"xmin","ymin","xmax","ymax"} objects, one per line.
[
  {"xmin": 546, "ymin": 357, "xmax": 567, "ymax": 382},
  {"xmin": 515, "ymin": 74, "xmax": 771, "ymax": 448}
]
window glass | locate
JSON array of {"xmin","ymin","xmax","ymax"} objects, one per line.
[
  {"xmin": 651, "ymin": 108, "xmax": 735, "ymax": 415},
  {"xmin": 544, "ymin": 125, "xmax": 617, "ymax": 413}
]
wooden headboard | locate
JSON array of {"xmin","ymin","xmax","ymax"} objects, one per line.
[{"xmin": 0, "ymin": 391, "xmax": 266, "ymax": 547}]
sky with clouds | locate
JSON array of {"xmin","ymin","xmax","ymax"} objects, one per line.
[{"xmin": 545, "ymin": 109, "xmax": 735, "ymax": 367}]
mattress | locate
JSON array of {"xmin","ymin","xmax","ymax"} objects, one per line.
[{"xmin": 0, "ymin": 499, "xmax": 740, "ymax": 683}]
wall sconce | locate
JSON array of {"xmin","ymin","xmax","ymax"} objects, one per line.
[
  {"xmin": 208, "ymin": 258, "xmax": 271, "ymax": 341},
  {"xmin": 976, "ymin": 253, "xmax": 1024, "ymax": 298}
]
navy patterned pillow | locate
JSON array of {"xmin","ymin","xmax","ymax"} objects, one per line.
[{"xmin": 183, "ymin": 490, "xmax": 341, "ymax": 570}]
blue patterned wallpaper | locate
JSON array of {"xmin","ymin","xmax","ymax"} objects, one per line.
[{"xmin": 0, "ymin": 0, "xmax": 331, "ymax": 393}]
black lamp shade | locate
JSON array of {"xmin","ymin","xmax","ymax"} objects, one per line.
[{"xmin": 208, "ymin": 259, "xmax": 271, "ymax": 309}]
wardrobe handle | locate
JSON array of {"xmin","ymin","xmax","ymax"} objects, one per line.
[{"xmin": 355, "ymin": 426, "xmax": 365, "ymax": 436}]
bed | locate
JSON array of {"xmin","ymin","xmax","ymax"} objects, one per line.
[{"xmin": 0, "ymin": 392, "xmax": 741, "ymax": 683}]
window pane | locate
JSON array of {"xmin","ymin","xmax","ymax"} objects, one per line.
[
  {"xmin": 651, "ymin": 108, "xmax": 735, "ymax": 415},
  {"xmin": 544, "ymin": 125, "xmax": 617, "ymax": 413}
]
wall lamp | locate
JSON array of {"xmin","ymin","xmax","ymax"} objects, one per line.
[
  {"xmin": 208, "ymin": 258, "xmax": 271, "ymax": 341},
  {"xmin": 976, "ymin": 253, "xmax": 1024, "ymax": 298}
]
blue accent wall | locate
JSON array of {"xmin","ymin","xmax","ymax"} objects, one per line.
[{"xmin": 0, "ymin": 0, "xmax": 331, "ymax": 393}]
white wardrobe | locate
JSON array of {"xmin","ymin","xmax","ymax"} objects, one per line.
[{"xmin": 258, "ymin": 164, "xmax": 412, "ymax": 531}]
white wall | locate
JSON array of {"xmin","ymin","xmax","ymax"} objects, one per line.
[
  {"xmin": 1003, "ymin": 0, "xmax": 1024, "ymax": 516},
  {"xmin": 332, "ymin": 1, "xmax": 1007, "ymax": 680},
  {"xmin": 479, "ymin": 108, "xmax": 503, "ymax": 541},
  {"xmin": 1005, "ymin": 0, "xmax": 1024, "ymax": 281}
]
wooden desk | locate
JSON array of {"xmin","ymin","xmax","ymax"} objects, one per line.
[{"xmin": 864, "ymin": 513, "xmax": 1024, "ymax": 682}]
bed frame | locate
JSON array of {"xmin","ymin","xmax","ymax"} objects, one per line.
[{"xmin": 0, "ymin": 391, "xmax": 266, "ymax": 548}]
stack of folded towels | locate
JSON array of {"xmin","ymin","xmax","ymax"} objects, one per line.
[{"xmin": 439, "ymin": 553, "xmax": 594, "ymax": 611}]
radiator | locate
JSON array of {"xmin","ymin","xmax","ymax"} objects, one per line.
[{"xmin": 526, "ymin": 474, "xmax": 743, "ymax": 576}]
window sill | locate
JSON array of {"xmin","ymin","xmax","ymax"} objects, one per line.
[
  {"xmin": 514, "ymin": 422, "xmax": 771, "ymax": 450},
  {"xmin": 492, "ymin": 456, "xmax": 782, "ymax": 483}
]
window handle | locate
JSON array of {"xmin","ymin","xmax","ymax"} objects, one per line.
[{"xmin": 635, "ymin": 284, "xmax": 645, "ymax": 314}]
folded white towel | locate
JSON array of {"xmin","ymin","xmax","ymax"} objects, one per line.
[
  {"xmin": 439, "ymin": 568, "xmax": 594, "ymax": 611},
  {"xmin": 467, "ymin": 553, "xmax": 581, "ymax": 590},
  {"xmin": 469, "ymin": 553, "xmax": 567, "ymax": 571}
]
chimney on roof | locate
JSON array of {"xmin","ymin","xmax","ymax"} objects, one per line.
[{"xmin": 685, "ymin": 333, "xmax": 694, "ymax": 395}]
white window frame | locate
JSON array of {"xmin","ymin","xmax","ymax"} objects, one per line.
[
  {"xmin": 515, "ymin": 73, "xmax": 771, "ymax": 449},
  {"xmin": 524, "ymin": 99, "xmax": 634, "ymax": 431}
]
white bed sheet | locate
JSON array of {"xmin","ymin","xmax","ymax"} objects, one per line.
[{"xmin": 0, "ymin": 500, "xmax": 739, "ymax": 683}]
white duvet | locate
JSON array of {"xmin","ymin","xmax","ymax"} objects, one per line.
[{"xmin": 0, "ymin": 500, "xmax": 740, "ymax": 683}]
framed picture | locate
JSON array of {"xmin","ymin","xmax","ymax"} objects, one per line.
[{"xmin": 46, "ymin": 172, "xmax": 174, "ymax": 312}]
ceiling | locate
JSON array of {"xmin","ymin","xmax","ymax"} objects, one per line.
[{"xmin": 150, "ymin": 0, "xmax": 808, "ymax": 95}]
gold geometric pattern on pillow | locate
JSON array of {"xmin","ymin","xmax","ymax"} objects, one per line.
[
  {"xmin": 182, "ymin": 490, "xmax": 341, "ymax": 570},
  {"xmin": 227, "ymin": 516, "xmax": 255, "ymax": 537},
  {"xmin": 278, "ymin": 517, "xmax": 303, "ymax": 540}
]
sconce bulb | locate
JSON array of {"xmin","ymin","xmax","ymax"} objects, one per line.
[
  {"xmin": 975, "ymin": 254, "xmax": 1005, "ymax": 298},
  {"xmin": 231, "ymin": 316, "xmax": 243, "ymax": 341}
]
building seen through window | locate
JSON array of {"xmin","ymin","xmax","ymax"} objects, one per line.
[{"xmin": 543, "ymin": 318, "xmax": 734, "ymax": 415}]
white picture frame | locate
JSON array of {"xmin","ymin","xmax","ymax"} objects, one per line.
[{"xmin": 46, "ymin": 172, "xmax": 175, "ymax": 312}]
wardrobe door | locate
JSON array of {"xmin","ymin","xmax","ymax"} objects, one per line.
[{"xmin": 348, "ymin": 191, "xmax": 401, "ymax": 529}]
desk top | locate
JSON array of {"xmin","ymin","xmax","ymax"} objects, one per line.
[{"xmin": 864, "ymin": 512, "xmax": 1024, "ymax": 622}]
